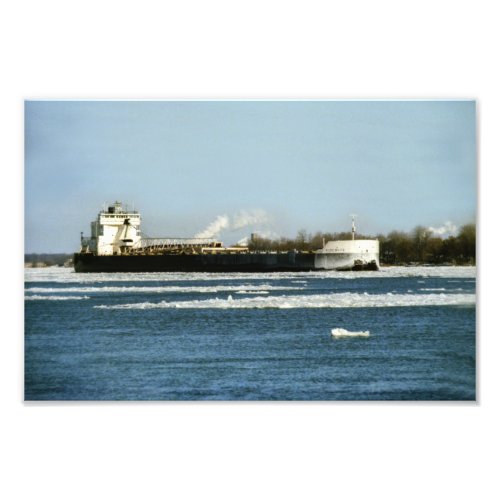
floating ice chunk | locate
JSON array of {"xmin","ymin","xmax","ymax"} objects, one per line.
[
  {"xmin": 25, "ymin": 294, "xmax": 90, "ymax": 300},
  {"xmin": 331, "ymin": 328, "xmax": 370, "ymax": 338}
]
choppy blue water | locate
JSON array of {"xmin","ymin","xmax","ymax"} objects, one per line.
[{"xmin": 25, "ymin": 266, "xmax": 476, "ymax": 401}]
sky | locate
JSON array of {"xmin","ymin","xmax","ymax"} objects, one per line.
[{"xmin": 25, "ymin": 100, "xmax": 476, "ymax": 253}]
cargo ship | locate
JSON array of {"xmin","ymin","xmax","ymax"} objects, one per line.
[{"xmin": 73, "ymin": 202, "xmax": 379, "ymax": 273}]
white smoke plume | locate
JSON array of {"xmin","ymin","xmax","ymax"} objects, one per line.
[
  {"xmin": 428, "ymin": 221, "xmax": 458, "ymax": 237},
  {"xmin": 232, "ymin": 209, "xmax": 270, "ymax": 230},
  {"xmin": 236, "ymin": 236, "xmax": 250, "ymax": 246},
  {"xmin": 195, "ymin": 209, "xmax": 271, "ymax": 239},
  {"xmin": 194, "ymin": 215, "xmax": 230, "ymax": 239}
]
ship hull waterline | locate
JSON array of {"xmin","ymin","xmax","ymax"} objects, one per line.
[{"xmin": 73, "ymin": 252, "xmax": 379, "ymax": 273}]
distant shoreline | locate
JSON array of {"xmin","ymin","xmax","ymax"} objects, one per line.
[{"xmin": 25, "ymin": 253, "xmax": 73, "ymax": 268}]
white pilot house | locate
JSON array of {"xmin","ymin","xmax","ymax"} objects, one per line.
[{"xmin": 81, "ymin": 202, "xmax": 141, "ymax": 256}]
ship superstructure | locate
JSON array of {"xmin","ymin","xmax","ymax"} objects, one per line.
[
  {"xmin": 80, "ymin": 202, "xmax": 142, "ymax": 256},
  {"xmin": 80, "ymin": 202, "xmax": 222, "ymax": 256}
]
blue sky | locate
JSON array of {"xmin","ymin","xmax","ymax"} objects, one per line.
[{"xmin": 25, "ymin": 100, "xmax": 476, "ymax": 253}]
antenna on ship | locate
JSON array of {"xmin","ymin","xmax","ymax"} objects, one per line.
[{"xmin": 350, "ymin": 214, "xmax": 357, "ymax": 240}]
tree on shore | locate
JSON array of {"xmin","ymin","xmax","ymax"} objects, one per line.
[{"xmin": 246, "ymin": 223, "xmax": 476, "ymax": 264}]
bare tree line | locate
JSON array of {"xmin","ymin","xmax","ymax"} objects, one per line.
[{"xmin": 248, "ymin": 224, "xmax": 476, "ymax": 265}]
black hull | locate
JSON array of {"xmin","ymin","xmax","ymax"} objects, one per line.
[
  {"xmin": 73, "ymin": 252, "xmax": 317, "ymax": 273},
  {"xmin": 352, "ymin": 260, "xmax": 379, "ymax": 271}
]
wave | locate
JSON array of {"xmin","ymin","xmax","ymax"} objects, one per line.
[
  {"xmin": 25, "ymin": 284, "xmax": 301, "ymax": 294},
  {"xmin": 25, "ymin": 295, "xmax": 90, "ymax": 301},
  {"xmin": 420, "ymin": 288, "xmax": 463, "ymax": 292},
  {"xmin": 94, "ymin": 292, "xmax": 476, "ymax": 310}
]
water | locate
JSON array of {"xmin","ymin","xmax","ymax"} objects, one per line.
[{"xmin": 24, "ymin": 266, "xmax": 476, "ymax": 401}]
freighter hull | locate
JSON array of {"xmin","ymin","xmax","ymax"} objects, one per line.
[
  {"xmin": 314, "ymin": 252, "xmax": 379, "ymax": 271},
  {"xmin": 314, "ymin": 239, "xmax": 380, "ymax": 271},
  {"xmin": 73, "ymin": 252, "xmax": 317, "ymax": 273},
  {"xmin": 73, "ymin": 251, "xmax": 380, "ymax": 273}
]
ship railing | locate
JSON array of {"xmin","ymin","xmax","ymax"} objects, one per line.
[
  {"xmin": 139, "ymin": 237, "xmax": 219, "ymax": 248},
  {"xmin": 130, "ymin": 238, "xmax": 223, "ymax": 254}
]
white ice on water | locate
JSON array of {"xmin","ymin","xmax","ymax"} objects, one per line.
[
  {"xmin": 25, "ymin": 295, "xmax": 90, "ymax": 300},
  {"xmin": 24, "ymin": 265, "xmax": 476, "ymax": 283},
  {"xmin": 25, "ymin": 284, "xmax": 303, "ymax": 294},
  {"xmin": 331, "ymin": 328, "xmax": 370, "ymax": 338},
  {"xmin": 94, "ymin": 291, "xmax": 475, "ymax": 310}
]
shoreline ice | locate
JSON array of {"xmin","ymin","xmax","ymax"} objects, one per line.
[{"xmin": 25, "ymin": 265, "xmax": 477, "ymax": 283}]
